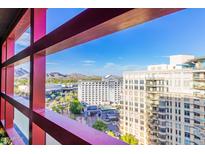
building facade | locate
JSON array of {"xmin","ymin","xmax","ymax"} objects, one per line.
[
  {"xmin": 120, "ymin": 55, "xmax": 205, "ymax": 145},
  {"xmin": 78, "ymin": 75, "xmax": 122, "ymax": 106}
]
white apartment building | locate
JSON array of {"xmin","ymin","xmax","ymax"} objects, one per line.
[
  {"xmin": 78, "ymin": 75, "xmax": 122, "ymax": 106},
  {"xmin": 120, "ymin": 55, "xmax": 205, "ymax": 145}
]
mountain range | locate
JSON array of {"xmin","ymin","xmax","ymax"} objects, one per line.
[
  {"xmin": 15, "ymin": 68, "xmax": 102, "ymax": 80},
  {"xmin": 15, "ymin": 68, "xmax": 29, "ymax": 78},
  {"xmin": 47, "ymin": 72, "xmax": 101, "ymax": 80}
]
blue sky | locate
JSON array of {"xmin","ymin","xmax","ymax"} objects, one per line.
[{"xmin": 15, "ymin": 9, "xmax": 205, "ymax": 76}]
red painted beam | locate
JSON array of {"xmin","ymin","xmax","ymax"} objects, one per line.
[
  {"xmin": 8, "ymin": 9, "xmax": 30, "ymax": 42},
  {"xmin": 3, "ymin": 9, "xmax": 30, "ymax": 131},
  {"xmin": 0, "ymin": 9, "xmax": 28, "ymax": 46},
  {"xmin": 5, "ymin": 38, "xmax": 14, "ymax": 129},
  {"xmin": 1, "ymin": 94, "xmax": 30, "ymax": 117},
  {"xmin": 0, "ymin": 98, "xmax": 5, "ymax": 122},
  {"xmin": 1, "ymin": 42, "xmax": 6, "ymax": 63},
  {"xmin": 2, "ymin": 8, "xmax": 184, "ymax": 68},
  {"xmin": 0, "ymin": 68, "xmax": 6, "ymax": 94},
  {"xmin": 29, "ymin": 8, "xmax": 46, "ymax": 145},
  {"xmin": 0, "ymin": 42, "xmax": 6, "ymax": 123}
]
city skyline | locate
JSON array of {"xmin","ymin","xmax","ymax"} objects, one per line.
[
  {"xmin": 15, "ymin": 9, "xmax": 205, "ymax": 76},
  {"xmin": 6, "ymin": 8, "xmax": 205, "ymax": 145}
]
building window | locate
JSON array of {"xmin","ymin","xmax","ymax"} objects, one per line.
[
  {"xmin": 184, "ymin": 111, "xmax": 190, "ymax": 116},
  {"xmin": 140, "ymin": 126, "xmax": 144, "ymax": 131},
  {"xmin": 134, "ymin": 80, "xmax": 138, "ymax": 84},
  {"xmin": 185, "ymin": 132, "xmax": 190, "ymax": 138},
  {"xmin": 140, "ymin": 86, "xmax": 144, "ymax": 90},
  {"xmin": 194, "ymin": 112, "xmax": 200, "ymax": 117},
  {"xmin": 184, "ymin": 118, "xmax": 190, "ymax": 123},
  {"xmin": 194, "ymin": 135, "xmax": 200, "ymax": 140},
  {"xmin": 194, "ymin": 120, "xmax": 200, "ymax": 124},
  {"xmin": 140, "ymin": 80, "xmax": 144, "ymax": 84},
  {"xmin": 129, "ymin": 80, "xmax": 133, "ymax": 84},
  {"xmin": 194, "ymin": 104, "xmax": 200, "ymax": 109},
  {"xmin": 135, "ymin": 119, "xmax": 138, "ymax": 123},
  {"xmin": 184, "ymin": 103, "xmax": 190, "ymax": 109}
]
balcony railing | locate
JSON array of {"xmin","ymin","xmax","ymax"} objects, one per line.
[
  {"xmin": 0, "ymin": 8, "xmax": 184, "ymax": 145},
  {"xmin": 193, "ymin": 85, "xmax": 205, "ymax": 90},
  {"xmin": 193, "ymin": 93, "xmax": 205, "ymax": 99},
  {"xmin": 193, "ymin": 77, "xmax": 205, "ymax": 81},
  {"xmin": 1, "ymin": 93, "xmax": 126, "ymax": 145}
]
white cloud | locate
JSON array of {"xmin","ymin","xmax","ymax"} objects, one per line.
[
  {"xmin": 104, "ymin": 62, "xmax": 117, "ymax": 68},
  {"xmin": 15, "ymin": 62, "xmax": 30, "ymax": 72},
  {"xmin": 16, "ymin": 31, "xmax": 30, "ymax": 47},
  {"xmin": 82, "ymin": 60, "xmax": 96, "ymax": 66},
  {"xmin": 46, "ymin": 62, "xmax": 59, "ymax": 65}
]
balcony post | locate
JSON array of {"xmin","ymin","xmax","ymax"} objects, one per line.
[
  {"xmin": 29, "ymin": 8, "xmax": 47, "ymax": 145},
  {"xmin": 5, "ymin": 38, "xmax": 15, "ymax": 129},
  {"xmin": 0, "ymin": 42, "xmax": 6, "ymax": 125}
]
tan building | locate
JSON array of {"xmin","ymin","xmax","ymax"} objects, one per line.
[{"xmin": 120, "ymin": 55, "xmax": 205, "ymax": 145}]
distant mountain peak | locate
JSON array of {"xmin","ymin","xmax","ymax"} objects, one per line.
[
  {"xmin": 15, "ymin": 68, "xmax": 29, "ymax": 78},
  {"xmin": 46, "ymin": 72, "xmax": 67, "ymax": 77},
  {"xmin": 46, "ymin": 72, "xmax": 101, "ymax": 80}
]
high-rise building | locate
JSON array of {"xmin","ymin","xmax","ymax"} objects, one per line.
[
  {"xmin": 120, "ymin": 55, "xmax": 205, "ymax": 145},
  {"xmin": 78, "ymin": 75, "xmax": 122, "ymax": 106}
]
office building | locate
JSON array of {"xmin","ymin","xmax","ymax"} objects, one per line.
[
  {"xmin": 78, "ymin": 75, "xmax": 122, "ymax": 106},
  {"xmin": 120, "ymin": 55, "xmax": 205, "ymax": 145}
]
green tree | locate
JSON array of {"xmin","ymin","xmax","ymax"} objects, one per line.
[
  {"xmin": 64, "ymin": 95, "xmax": 71, "ymax": 113},
  {"xmin": 0, "ymin": 137, "xmax": 12, "ymax": 145},
  {"xmin": 51, "ymin": 100, "xmax": 61, "ymax": 113},
  {"xmin": 51, "ymin": 105, "xmax": 61, "ymax": 113},
  {"xmin": 59, "ymin": 96, "xmax": 65, "ymax": 103},
  {"xmin": 120, "ymin": 133, "xmax": 138, "ymax": 145},
  {"xmin": 69, "ymin": 98, "xmax": 82, "ymax": 114},
  {"xmin": 107, "ymin": 130, "xmax": 115, "ymax": 137},
  {"xmin": 0, "ymin": 127, "xmax": 12, "ymax": 145},
  {"xmin": 50, "ymin": 93, "xmax": 56, "ymax": 99},
  {"xmin": 0, "ymin": 128, "xmax": 6, "ymax": 137},
  {"xmin": 46, "ymin": 98, "xmax": 51, "ymax": 103},
  {"xmin": 92, "ymin": 120, "xmax": 107, "ymax": 132},
  {"xmin": 65, "ymin": 95, "xmax": 72, "ymax": 103}
]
